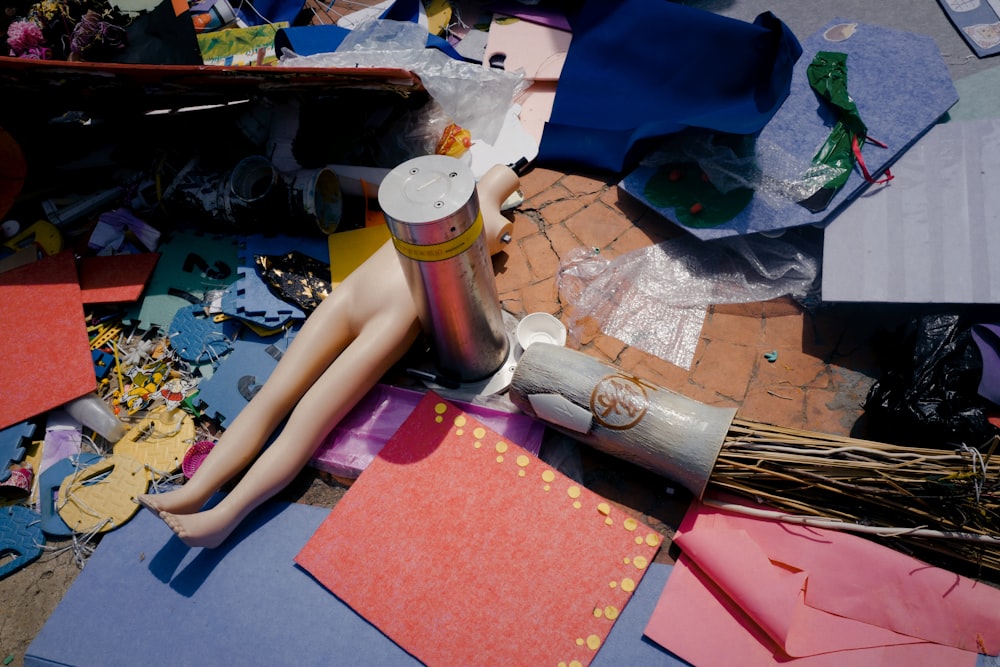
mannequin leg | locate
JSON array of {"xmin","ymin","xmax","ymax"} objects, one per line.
[
  {"xmin": 135, "ymin": 252, "xmax": 388, "ymax": 516},
  {"xmin": 159, "ymin": 309, "xmax": 421, "ymax": 548}
]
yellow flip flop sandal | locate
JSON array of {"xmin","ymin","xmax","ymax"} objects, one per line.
[
  {"xmin": 114, "ymin": 406, "xmax": 196, "ymax": 480},
  {"xmin": 56, "ymin": 454, "xmax": 149, "ymax": 535}
]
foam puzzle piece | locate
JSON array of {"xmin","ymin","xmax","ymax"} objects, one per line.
[
  {"xmin": 126, "ymin": 230, "xmax": 238, "ymax": 329},
  {"xmin": 296, "ymin": 392, "xmax": 664, "ymax": 667},
  {"xmin": 0, "ymin": 505, "xmax": 44, "ymax": 579},
  {"xmin": 620, "ymin": 20, "xmax": 959, "ymax": 240},
  {"xmin": 39, "ymin": 452, "xmax": 104, "ymax": 536},
  {"xmin": 310, "ymin": 383, "xmax": 546, "ymax": 478},
  {"xmin": 0, "ymin": 251, "xmax": 95, "ymax": 431},
  {"xmin": 194, "ymin": 325, "xmax": 299, "ymax": 428},
  {"xmin": 78, "ymin": 252, "xmax": 160, "ymax": 304},
  {"xmin": 25, "ymin": 496, "xmax": 679, "ymax": 666},
  {"xmin": 225, "ymin": 234, "xmax": 329, "ymax": 328},
  {"xmin": 113, "ymin": 407, "xmax": 197, "ymax": 480},
  {"xmin": 166, "ymin": 304, "xmax": 241, "ymax": 364},
  {"xmin": 56, "ymin": 454, "xmax": 148, "ymax": 534},
  {"xmin": 0, "ymin": 420, "xmax": 36, "ymax": 483}
]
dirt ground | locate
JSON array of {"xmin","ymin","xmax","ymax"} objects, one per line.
[{"xmin": 0, "ymin": 470, "xmax": 347, "ymax": 667}]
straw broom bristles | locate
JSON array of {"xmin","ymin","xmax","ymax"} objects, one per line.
[
  {"xmin": 509, "ymin": 343, "xmax": 1000, "ymax": 582},
  {"xmin": 709, "ymin": 419, "xmax": 1000, "ymax": 579}
]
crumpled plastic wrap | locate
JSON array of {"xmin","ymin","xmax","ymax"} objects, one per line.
[
  {"xmin": 558, "ymin": 232, "xmax": 820, "ymax": 368},
  {"xmin": 640, "ymin": 130, "xmax": 840, "ymax": 209},
  {"xmin": 278, "ymin": 19, "xmax": 526, "ymax": 147}
]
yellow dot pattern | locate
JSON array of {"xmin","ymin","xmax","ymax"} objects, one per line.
[{"xmin": 435, "ymin": 397, "xmax": 664, "ymax": 666}]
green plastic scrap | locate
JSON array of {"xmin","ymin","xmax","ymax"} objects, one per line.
[{"xmin": 799, "ymin": 51, "xmax": 870, "ymax": 212}]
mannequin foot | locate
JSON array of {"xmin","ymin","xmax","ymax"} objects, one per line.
[
  {"xmin": 161, "ymin": 509, "xmax": 240, "ymax": 549},
  {"xmin": 135, "ymin": 485, "xmax": 210, "ymax": 517}
]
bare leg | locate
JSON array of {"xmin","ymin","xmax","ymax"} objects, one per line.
[
  {"xmin": 139, "ymin": 165, "xmax": 521, "ymax": 546},
  {"xmin": 137, "ymin": 242, "xmax": 410, "ymax": 515},
  {"xmin": 161, "ymin": 306, "xmax": 420, "ymax": 547},
  {"xmin": 145, "ymin": 244, "xmax": 422, "ymax": 547}
]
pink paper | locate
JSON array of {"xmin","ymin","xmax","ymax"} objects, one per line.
[{"xmin": 643, "ymin": 498, "xmax": 1000, "ymax": 666}]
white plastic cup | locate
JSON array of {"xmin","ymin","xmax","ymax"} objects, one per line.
[{"xmin": 515, "ymin": 312, "xmax": 567, "ymax": 351}]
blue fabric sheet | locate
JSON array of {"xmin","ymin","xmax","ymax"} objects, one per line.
[{"xmin": 537, "ymin": 1, "xmax": 802, "ymax": 173}]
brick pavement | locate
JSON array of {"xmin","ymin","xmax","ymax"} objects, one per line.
[{"xmin": 496, "ymin": 166, "xmax": 882, "ymax": 440}]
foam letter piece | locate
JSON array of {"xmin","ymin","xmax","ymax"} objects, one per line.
[
  {"xmin": 0, "ymin": 251, "xmax": 95, "ymax": 431},
  {"xmin": 296, "ymin": 391, "xmax": 664, "ymax": 667}
]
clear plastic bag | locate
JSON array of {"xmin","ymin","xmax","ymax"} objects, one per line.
[
  {"xmin": 280, "ymin": 19, "xmax": 526, "ymax": 146},
  {"xmin": 558, "ymin": 232, "xmax": 820, "ymax": 367}
]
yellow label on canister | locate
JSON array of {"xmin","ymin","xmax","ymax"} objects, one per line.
[{"xmin": 391, "ymin": 211, "xmax": 483, "ymax": 262}]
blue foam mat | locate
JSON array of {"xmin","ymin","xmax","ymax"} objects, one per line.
[{"xmin": 26, "ymin": 497, "xmax": 686, "ymax": 666}]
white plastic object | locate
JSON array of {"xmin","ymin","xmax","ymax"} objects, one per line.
[{"xmin": 63, "ymin": 393, "xmax": 129, "ymax": 443}]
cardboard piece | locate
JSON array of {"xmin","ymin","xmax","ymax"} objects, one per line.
[
  {"xmin": 822, "ymin": 118, "xmax": 1000, "ymax": 303},
  {"xmin": 296, "ymin": 392, "xmax": 663, "ymax": 667},
  {"xmin": 78, "ymin": 253, "xmax": 160, "ymax": 304},
  {"xmin": 644, "ymin": 499, "xmax": 1000, "ymax": 666},
  {"xmin": 620, "ymin": 20, "xmax": 959, "ymax": 240},
  {"xmin": 0, "ymin": 252, "xmax": 95, "ymax": 431}
]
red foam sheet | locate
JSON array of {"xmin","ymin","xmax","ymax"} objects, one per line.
[
  {"xmin": 78, "ymin": 253, "xmax": 160, "ymax": 304},
  {"xmin": 296, "ymin": 391, "xmax": 663, "ymax": 667},
  {"xmin": 0, "ymin": 252, "xmax": 95, "ymax": 429}
]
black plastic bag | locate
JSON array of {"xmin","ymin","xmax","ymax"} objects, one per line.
[{"xmin": 864, "ymin": 313, "xmax": 998, "ymax": 448}]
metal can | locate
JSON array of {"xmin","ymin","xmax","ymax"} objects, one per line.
[{"xmin": 379, "ymin": 155, "xmax": 509, "ymax": 382}]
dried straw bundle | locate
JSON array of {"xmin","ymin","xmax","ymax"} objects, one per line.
[
  {"xmin": 711, "ymin": 420, "xmax": 1000, "ymax": 578},
  {"xmin": 509, "ymin": 343, "xmax": 1000, "ymax": 581}
]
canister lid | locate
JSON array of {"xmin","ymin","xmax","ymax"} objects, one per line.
[{"xmin": 378, "ymin": 155, "xmax": 476, "ymax": 225}]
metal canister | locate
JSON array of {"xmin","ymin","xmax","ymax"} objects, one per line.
[{"xmin": 379, "ymin": 155, "xmax": 509, "ymax": 382}]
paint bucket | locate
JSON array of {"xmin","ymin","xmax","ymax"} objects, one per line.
[
  {"xmin": 379, "ymin": 155, "xmax": 508, "ymax": 382},
  {"xmin": 286, "ymin": 167, "xmax": 343, "ymax": 234}
]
